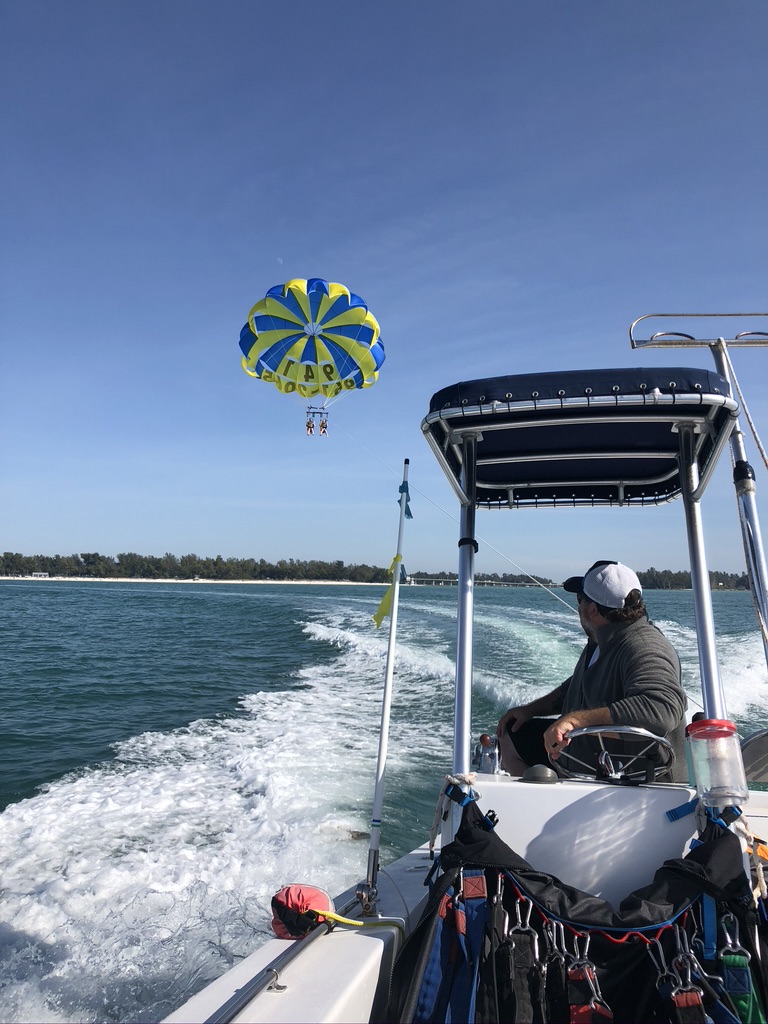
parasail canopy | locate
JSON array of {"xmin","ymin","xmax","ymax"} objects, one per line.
[{"xmin": 239, "ymin": 277, "xmax": 385, "ymax": 400}]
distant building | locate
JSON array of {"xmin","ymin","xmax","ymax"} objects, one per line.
[{"xmin": 31, "ymin": 572, "xmax": 49, "ymax": 578}]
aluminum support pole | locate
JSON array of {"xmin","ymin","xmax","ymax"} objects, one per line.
[
  {"xmin": 453, "ymin": 434, "xmax": 478, "ymax": 778},
  {"xmin": 678, "ymin": 423, "xmax": 727, "ymax": 720}
]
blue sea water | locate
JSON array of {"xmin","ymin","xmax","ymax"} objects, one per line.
[{"xmin": 0, "ymin": 579, "xmax": 766, "ymax": 1022}]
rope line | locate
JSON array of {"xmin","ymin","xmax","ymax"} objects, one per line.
[
  {"xmin": 335, "ymin": 426, "xmax": 574, "ymax": 612},
  {"xmin": 320, "ymin": 910, "xmax": 406, "ymax": 937}
]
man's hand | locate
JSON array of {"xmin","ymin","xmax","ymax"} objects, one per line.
[
  {"xmin": 543, "ymin": 715, "xmax": 578, "ymax": 759},
  {"xmin": 496, "ymin": 705, "xmax": 533, "ymax": 739},
  {"xmin": 543, "ymin": 708, "xmax": 614, "ymax": 759}
]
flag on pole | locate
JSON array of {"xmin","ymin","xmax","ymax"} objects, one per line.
[
  {"xmin": 399, "ymin": 481, "xmax": 413, "ymax": 519},
  {"xmin": 373, "ymin": 469, "xmax": 413, "ymax": 628},
  {"xmin": 373, "ymin": 555, "xmax": 403, "ymax": 628}
]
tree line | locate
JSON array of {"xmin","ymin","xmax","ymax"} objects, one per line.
[
  {"xmin": 0, "ymin": 552, "xmax": 389, "ymax": 583},
  {"xmin": 0, "ymin": 552, "xmax": 752, "ymax": 589},
  {"xmin": 637, "ymin": 567, "xmax": 750, "ymax": 591}
]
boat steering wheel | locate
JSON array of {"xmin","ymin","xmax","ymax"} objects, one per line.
[{"xmin": 550, "ymin": 725, "xmax": 676, "ymax": 782}]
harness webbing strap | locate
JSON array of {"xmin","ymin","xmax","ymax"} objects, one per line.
[
  {"xmin": 412, "ymin": 888, "xmax": 455, "ymax": 1023},
  {"xmin": 411, "ymin": 870, "xmax": 490, "ymax": 1024},
  {"xmin": 670, "ymin": 988, "xmax": 707, "ymax": 1023},
  {"xmin": 701, "ymin": 895, "xmax": 718, "ymax": 962},
  {"xmin": 567, "ymin": 965, "xmax": 613, "ymax": 1022},
  {"xmin": 511, "ymin": 931, "xmax": 545, "ymax": 1023},
  {"xmin": 476, "ymin": 877, "xmax": 508, "ymax": 1021},
  {"xmin": 545, "ymin": 955, "xmax": 570, "ymax": 1023},
  {"xmin": 459, "ymin": 870, "xmax": 490, "ymax": 1023},
  {"xmin": 720, "ymin": 951, "xmax": 767, "ymax": 1024},
  {"xmin": 693, "ymin": 972, "xmax": 742, "ymax": 1024}
]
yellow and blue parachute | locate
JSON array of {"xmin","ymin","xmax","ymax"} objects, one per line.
[{"xmin": 239, "ymin": 278, "xmax": 385, "ymax": 401}]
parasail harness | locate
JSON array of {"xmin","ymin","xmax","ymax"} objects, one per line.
[
  {"xmin": 387, "ymin": 786, "xmax": 768, "ymax": 1024},
  {"xmin": 305, "ymin": 406, "xmax": 329, "ymax": 436}
]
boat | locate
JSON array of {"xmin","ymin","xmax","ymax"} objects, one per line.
[{"xmin": 166, "ymin": 313, "xmax": 768, "ymax": 1024}]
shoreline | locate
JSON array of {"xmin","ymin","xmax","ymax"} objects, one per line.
[{"xmin": 0, "ymin": 576, "xmax": 387, "ymax": 586}]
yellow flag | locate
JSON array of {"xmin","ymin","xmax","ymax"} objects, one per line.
[{"xmin": 373, "ymin": 555, "xmax": 402, "ymax": 628}]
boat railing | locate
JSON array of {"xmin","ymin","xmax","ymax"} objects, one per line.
[
  {"xmin": 629, "ymin": 313, "xmax": 768, "ymax": 672},
  {"xmin": 629, "ymin": 312, "xmax": 768, "ymax": 348}
]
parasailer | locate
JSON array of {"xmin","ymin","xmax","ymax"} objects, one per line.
[{"xmin": 238, "ymin": 278, "xmax": 385, "ymax": 432}]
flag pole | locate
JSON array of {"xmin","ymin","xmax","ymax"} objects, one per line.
[{"xmin": 358, "ymin": 458, "xmax": 410, "ymax": 914}]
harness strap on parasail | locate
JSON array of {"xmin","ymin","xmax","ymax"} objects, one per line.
[
  {"xmin": 720, "ymin": 952, "xmax": 765, "ymax": 1024},
  {"xmin": 567, "ymin": 935, "xmax": 614, "ymax": 1022},
  {"xmin": 718, "ymin": 912, "xmax": 767, "ymax": 1024},
  {"xmin": 410, "ymin": 868, "xmax": 490, "ymax": 1024},
  {"xmin": 664, "ymin": 986, "xmax": 707, "ymax": 1023},
  {"xmin": 508, "ymin": 896, "xmax": 548, "ymax": 1022},
  {"xmin": 391, "ymin": 799, "xmax": 768, "ymax": 1024}
]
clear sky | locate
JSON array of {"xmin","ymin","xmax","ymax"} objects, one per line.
[{"xmin": 1, "ymin": 1, "xmax": 766, "ymax": 579}]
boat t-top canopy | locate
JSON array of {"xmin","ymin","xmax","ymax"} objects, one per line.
[
  {"xmin": 422, "ymin": 366, "xmax": 738, "ymax": 509},
  {"xmin": 422, "ymin": 363, "xmax": 744, "ymax": 777}
]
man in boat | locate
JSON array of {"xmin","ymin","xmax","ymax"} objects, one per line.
[{"xmin": 496, "ymin": 560, "xmax": 688, "ymax": 781}]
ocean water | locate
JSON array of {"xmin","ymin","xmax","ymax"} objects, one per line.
[{"xmin": 0, "ymin": 579, "xmax": 766, "ymax": 1022}]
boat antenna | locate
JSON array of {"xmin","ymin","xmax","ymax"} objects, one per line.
[{"xmin": 357, "ymin": 458, "xmax": 411, "ymax": 916}]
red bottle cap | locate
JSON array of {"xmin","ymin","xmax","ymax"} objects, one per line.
[{"xmin": 685, "ymin": 718, "xmax": 737, "ymax": 738}]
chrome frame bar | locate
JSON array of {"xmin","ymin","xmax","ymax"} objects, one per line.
[
  {"xmin": 453, "ymin": 434, "xmax": 478, "ymax": 780},
  {"xmin": 421, "ymin": 424, "xmax": 473, "ymax": 507},
  {"xmin": 630, "ymin": 312, "xmax": 768, "ymax": 349},
  {"xmin": 678, "ymin": 422, "xmax": 726, "ymax": 719},
  {"xmin": 627, "ymin": 314, "xmax": 768, "ymax": 676}
]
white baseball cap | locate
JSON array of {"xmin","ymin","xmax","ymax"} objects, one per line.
[{"xmin": 563, "ymin": 560, "xmax": 642, "ymax": 610}]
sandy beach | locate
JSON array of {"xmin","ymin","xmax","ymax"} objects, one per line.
[{"xmin": 0, "ymin": 576, "xmax": 387, "ymax": 585}]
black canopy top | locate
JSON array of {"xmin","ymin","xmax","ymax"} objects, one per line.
[{"xmin": 422, "ymin": 366, "xmax": 737, "ymax": 508}]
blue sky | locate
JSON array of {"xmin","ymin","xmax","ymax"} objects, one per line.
[{"xmin": 1, "ymin": 1, "xmax": 766, "ymax": 579}]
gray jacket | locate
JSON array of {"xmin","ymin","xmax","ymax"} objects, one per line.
[{"xmin": 561, "ymin": 616, "xmax": 688, "ymax": 781}]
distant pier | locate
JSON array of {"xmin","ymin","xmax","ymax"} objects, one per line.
[{"xmin": 408, "ymin": 578, "xmax": 534, "ymax": 587}]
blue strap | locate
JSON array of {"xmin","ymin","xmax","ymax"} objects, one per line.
[
  {"xmin": 702, "ymin": 895, "xmax": 718, "ymax": 962},
  {"xmin": 702, "ymin": 979, "xmax": 744, "ymax": 1024},
  {"xmin": 444, "ymin": 783, "xmax": 478, "ymax": 807},
  {"xmin": 424, "ymin": 856, "xmax": 441, "ymax": 890},
  {"xmin": 667, "ymin": 797, "xmax": 699, "ymax": 822},
  {"xmin": 451, "ymin": 870, "xmax": 490, "ymax": 1024},
  {"xmin": 721, "ymin": 959, "xmax": 752, "ymax": 997},
  {"xmin": 706, "ymin": 807, "xmax": 742, "ymax": 829},
  {"xmin": 413, "ymin": 871, "xmax": 491, "ymax": 1024},
  {"xmin": 412, "ymin": 886, "xmax": 452, "ymax": 1022}
]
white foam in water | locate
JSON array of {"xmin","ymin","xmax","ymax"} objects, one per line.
[
  {"xmin": 654, "ymin": 617, "xmax": 768, "ymax": 725},
  {"xmin": 471, "ymin": 603, "xmax": 584, "ymax": 708},
  {"xmin": 0, "ymin": 604, "xmax": 455, "ymax": 1023},
  {"xmin": 712, "ymin": 631, "xmax": 768, "ymax": 724},
  {"xmin": 1, "ymin": 587, "xmax": 764, "ymax": 1022}
]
